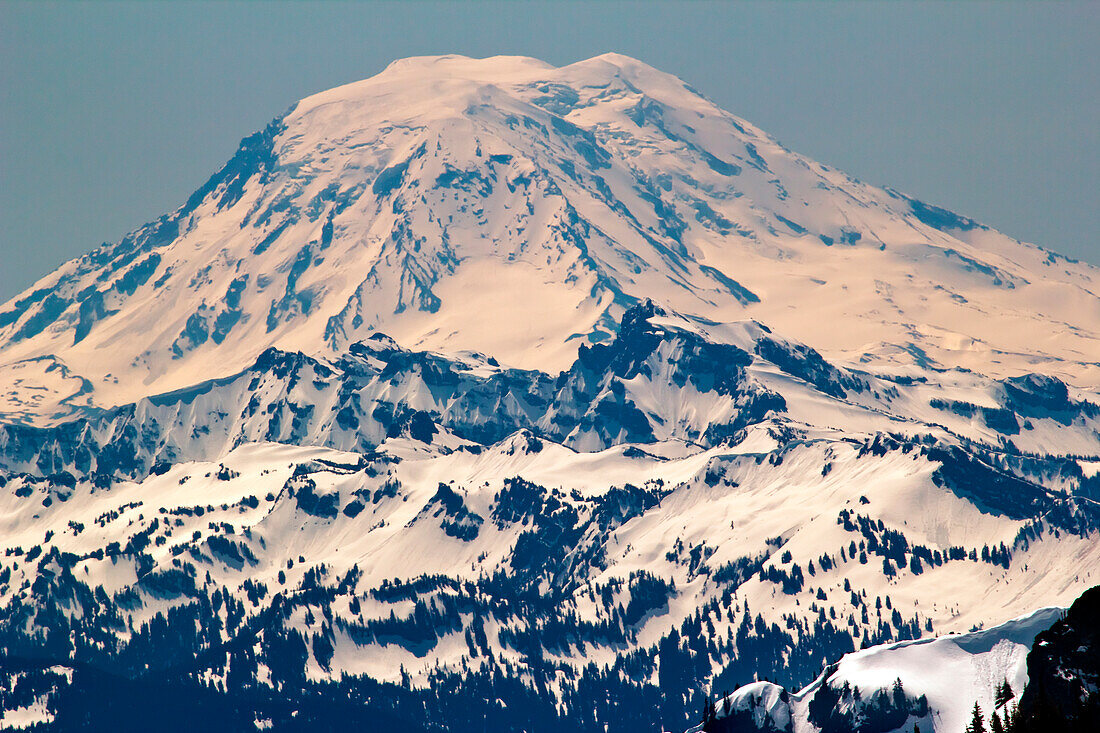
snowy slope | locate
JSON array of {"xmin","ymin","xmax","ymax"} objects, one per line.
[
  {"xmin": 1, "ymin": 425, "xmax": 1093, "ymax": 673},
  {"xmin": 5, "ymin": 303, "xmax": 1099, "ymax": 498},
  {"xmin": 697, "ymin": 606, "xmax": 1061, "ymax": 733},
  {"xmin": 1, "ymin": 407, "xmax": 1095, "ymax": 728},
  {"xmin": 1, "ymin": 54, "xmax": 1098, "ymax": 421}
]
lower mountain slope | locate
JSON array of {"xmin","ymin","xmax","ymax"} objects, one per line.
[{"xmin": 0, "ymin": 305, "xmax": 1097, "ymax": 731}]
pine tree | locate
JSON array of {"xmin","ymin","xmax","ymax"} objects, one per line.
[
  {"xmin": 966, "ymin": 701, "xmax": 986, "ymax": 733},
  {"xmin": 995, "ymin": 679, "xmax": 1014, "ymax": 709},
  {"xmin": 1002, "ymin": 701, "xmax": 1019, "ymax": 733},
  {"xmin": 701, "ymin": 696, "xmax": 716, "ymax": 729},
  {"xmin": 990, "ymin": 710, "xmax": 1004, "ymax": 733}
]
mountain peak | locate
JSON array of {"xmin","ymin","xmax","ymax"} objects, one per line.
[
  {"xmin": 293, "ymin": 52, "xmax": 680, "ymax": 121},
  {"xmin": 558, "ymin": 51, "xmax": 679, "ymax": 84},
  {"xmin": 369, "ymin": 52, "xmax": 661, "ymax": 85},
  {"xmin": 379, "ymin": 53, "xmax": 556, "ymax": 78}
]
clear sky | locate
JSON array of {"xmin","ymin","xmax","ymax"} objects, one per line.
[{"xmin": 2, "ymin": 1, "xmax": 1097, "ymax": 301}]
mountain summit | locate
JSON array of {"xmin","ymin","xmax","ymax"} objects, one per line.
[{"xmin": 2, "ymin": 53, "xmax": 1099, "ymax": 420}]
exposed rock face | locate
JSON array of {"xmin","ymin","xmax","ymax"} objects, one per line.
[{"xmin": 1016, "ymin": 585, "xmax": 1100, "ymax": 732}]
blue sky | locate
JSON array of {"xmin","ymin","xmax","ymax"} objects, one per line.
[{"xmin": 1, "ymin": 1, "xmax": 1097, "ymax": 300}]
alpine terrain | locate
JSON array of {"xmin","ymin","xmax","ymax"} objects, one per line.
[{"xmin": 0, "ymin": 54, "xmax": 1097, "ymax": 732}]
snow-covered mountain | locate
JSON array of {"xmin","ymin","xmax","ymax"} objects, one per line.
[
  {"xmin": 1, "ymin": 53, "xmax": 1099, "ymax": 422},
  {"xmin": 0, "ymin": 54, "xmax": 1098, "ymax": 732}
]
